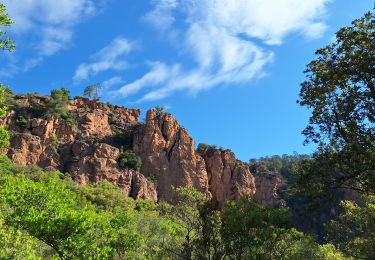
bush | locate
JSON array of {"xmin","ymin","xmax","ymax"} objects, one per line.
[
  {"xmin": 0, "ymin": 126, "xmax": 10, "ymax": 148},
  {"xmin": 118, "ymin": 150, "xmax": 142, "ymax": 171},
  {"xmin": 15, "ymin": 115, "xmax": 28, "ymax": 129},
  {"xmin": 197, "ymin": 143, "xmax": 217, "ymax": 153},
  {"xmin": 61, "ymin": 112, "xmax": 78, "ymax": 126},
  {"xmin": 154, "ymin": 105, "xmax": 165, "ymax": 113},
  {"xmin": 49, "ymin": 135, "xmax": 60, "ymax": 154},
  {"xmin": 113, "ymin": 129, "xmax": 133, "ymax": 149},
  {"xmin": 47, "ymin": 88, "xmax": 70, "ymax": 117}
]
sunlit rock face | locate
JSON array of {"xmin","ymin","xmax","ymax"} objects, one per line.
[{"xmin": 2, "ymin": 94, "xmax": 284, "ymax": 206}]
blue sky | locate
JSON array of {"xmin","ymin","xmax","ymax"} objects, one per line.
[{"xmin": 0, "ymin": 0, "xmax": 373, "ymax": 161}]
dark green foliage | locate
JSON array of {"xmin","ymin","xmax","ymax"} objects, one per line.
[
  {"xmin": 249, "ymin": 153, "xmax": 310, "ymax": 177},
  {"xmin": 62, "ymin": 112, "xmax": 78, "ymax": 126},
  {"xmin": 49, "ymin": 135, "xmax": 60, "ymax": 154},
  {"xmin": 222, "ymin": 197, "xmax": 289, "ymax": 259},
  {"xmin": 154, "ymin": 105, "xmax": 165, "ymax": 113},
  {"xmin": 47, "ymin": 88, "xmax": 70, "ymax": 117},
  {"xmin": 15, "ymin": 115, "xmax": 28, "ymax": 129},
  {"xmin": 0, "ymin": 156, "xmax": 345, "ymax": 259},
  {"xmin": 221, "ymin": 198, "xmax": 344, "ymax": 260},
  {"xmin": 0, "ymin": 3, "xmax": 15, "ymax": 51},
  {"xmin": 197, "ymin": 143, "xmax": 218, "ymax": 153},
  {"xmin": 113, "ymin": 128, "xmax": 133, "ymax": 149},
  {"xmin": 298, "ymin": 9, "xmax": 375, "ymax": 195},
  {"xmin": 147, "ymin": 173, "xmax": 158, "ymax": 187},
  {"xmin": 84, "ymin": 84, "xmax": 101, "ymax": 100},
  {"xmin": 0, "ymin": 125, "xmax": 10, "ymax": 148},
  {"xmin": 118, "ymin": 150, "xmax": 142, "ymax": 171},
  {"xmin": 326, "ymin": 197, "xmax": 375, "ymax": 259}
]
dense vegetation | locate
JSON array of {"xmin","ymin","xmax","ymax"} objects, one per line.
[{"xmin": 0, "ymin": 156, "xmax": 345, "ymax": 259}]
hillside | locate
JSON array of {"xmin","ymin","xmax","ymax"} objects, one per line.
[{"xmin": 0, "ymin": 93, "xmax": 282, "ymax": 207}]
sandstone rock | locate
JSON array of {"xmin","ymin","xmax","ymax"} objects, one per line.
[
  {"xmin": 69, "ymin": 98, "xmax": 140, "ymax": 125},
  {"xmin": 7, "ymin": 133, "xmax": 43, "ymax": 166},
  {"xmin": 131, "ymin": 172, "xmax": 158, "ymax": 201},
  {"xmin": 199, "ymin": 148, "xmax": 256, "ymax": 208},
  {"xmin": 4, "ymin": 95, "xmax": 287, "ymax": 207},
  {"xmin": 253, "ymin": 172, "xmax": 283, "ymax": 206},
  {"xmin": 69, "ymin": 143, "xmax": 157, "ymax": 201},
  {"xmin": 133, "ymin": 109, "xmax": 210, "ymax": 201},
  {"xmin": 80, "ymin": 110, "xmax": 113, "ymax": 138},
  {"xmin": 94, "ymin": 143, "xmax": 120, "ymax": 159}
]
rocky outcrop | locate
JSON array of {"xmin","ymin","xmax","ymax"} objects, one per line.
[
  {"xmin": 3, "ymin": 96, "xmax": 156, "ymax": 201},
  {"xmin": 133, "ymin": 110, "xmax": 209, "ymax": 201},
  {"xmin": 1, "ymin": 94, "xmax": 285, "ymax": 206},
  {"xmin": 199, "ymin": 149, "xmax": 256, "ymax": 208},
  {"xmin": 8, "ymin": 133, "xmax": 44, "ymax": 166},
  {"xmin": 69, "ymin": 143, "xmax": 157, "ymax": 201},
  {"xmin": 253, "ymin": 173, "xmax": 283, "ymax": 206}
]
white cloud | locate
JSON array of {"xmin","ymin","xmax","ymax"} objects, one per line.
[
  {"xmin": 115, "ymin": 62, "xmax": 181, "ymax": 98},
  {"xmin": 3, "ymin": 0, "xmax": 98, "ymax": 56},
  {"xmin": 102, "ymin": 76, "xmax": 124, "ymax": 89},
  {"xmin": 73, "ymin": 37, "xmax": 133, "ymax": 82},
  {"xmin": 143, "ymin": 0, "xmax": 178, "ymax": 30},
  {"xmin": 303, "ymin": 22, "xmax": 329, "ymax": 40},
  {"xmin": 113, "ymin": 0, "xmax": 331, "ymax": 102}
]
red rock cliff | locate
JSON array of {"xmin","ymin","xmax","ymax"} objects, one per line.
[{"xmin": 1, "ymin": 95, "xmax": 282, "ymax": 206}]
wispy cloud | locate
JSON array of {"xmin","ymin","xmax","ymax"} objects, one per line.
[
  {"xmin": 102, "ymin": 76, "xmax": 124, "ymax": 89},
  {"xmin": 1, "ymin": 0, "xmax": 101, "ymax": 77},
  {"xmin": 113, "ymin": 0, "xmax": 331, "ymax": 102},
  {"xmin": 4, "ymin": 0, "xmax": 98, "ymax": 56},
  {"xmin": 143, "ymin": 0, "xmax": 178, "ymax": 31},
  {"xmin": 73, "ymin": 37, "xmax": 133, "ymax": 83}
]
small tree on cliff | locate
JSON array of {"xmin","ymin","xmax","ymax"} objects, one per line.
[
  {"xmin": 84, "ymin": 83, "xmax": 101, "ymax": 100},
  {"xmin": 47, "ymin": 88, "xmax": 70, "ymax": 117}
]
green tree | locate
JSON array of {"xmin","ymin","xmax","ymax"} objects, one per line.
[
  {"xmin": 221, "ymin": 198, "xmax": 343, "ymax": 260},
  {"xmin": 0, "ymin": 170, "xmax": 114, "ymax": 259},
  {"xmin": 194, "ymin": 200, "xmax": 224, "ymax": 260},
  {"xmin": 221, "ymin": 198, "xmax": 291, "ymax": 259},
  {"xmin": 0, "ymin": 3, "xmax": 15, "ymax": 51},
  {"xmin": 154, "ymin": 105, "xmax": 165, "ymax": 113},
  {"xmin": 0, "ymin": 216, "xmax": 41, "ymax": 259},
  {"xmin": 0, "ymin": 3, "xmax": 15, "ymax": 148},
  {"xmin": 298, "ymin": 9, "xmax": 375, "ymax": 194},
  {"xmin": 118, "ymin": 150, "xmax": 142, "ymax": 171},
  {"xmin": 162, "ymin": 187, "xmax": 209, "ymax": 258},
  {"xmin": 196, "ymin": 143, "xmax": 217, "ymax": 153},
  {"xmin": 47, "ymin": 88, "xmax": 70, "ymax": 117},
  {"xmin": 326, "ymin": 197, "xmax": 375, "ymax": 259},
  {"xmin": 84, "ymin": 83, "xmax": 101, "ymax": 100}
]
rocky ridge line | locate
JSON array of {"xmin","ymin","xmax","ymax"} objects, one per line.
[{"xmin": 0, "ymin": 95, "xmax": 282, "ymax": 206}]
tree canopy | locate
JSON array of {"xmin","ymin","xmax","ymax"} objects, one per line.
[
  {"xmin": 0, "ymin": 3, "xmax": 15, "ymax": 51},
  {"xmin": 298, "ymin": 9, "xmax": 375, "ymax": 195},
  {"xmin": 0, "ymin": 3, "xmax": 14, "ymax": 148}
]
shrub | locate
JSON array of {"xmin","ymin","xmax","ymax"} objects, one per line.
[
  {"xmin": 118, "ymin": 150, "xmax": 142, "ymax": 171},
  {"xmin": 15, "ymin": 115, "xmax": 28, "ymax": 129},
  {"xmin": 0, "ymin": 126, "xmax": 10, "ymax": 148},
  {"xmin": 49, "ymin": 135, "xmax": 60, "ymax": 154},
  {"xmin": 61, "ymin": 112, "xmax": 78, "ymax": 127},
  {"xmin": 47, "ymin": 88, "xmax": 70, "ymax": 117},
  {"xmin": 197, "ymin": 143, "xmax": 217, "ymax": 153},
  {"xmin": 114, "ymin": 129, "xmax": 133, "ymax": 149},
  {"xmin": 154, "ymin": 105, "xmax": 165, "ymax": 113}
]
